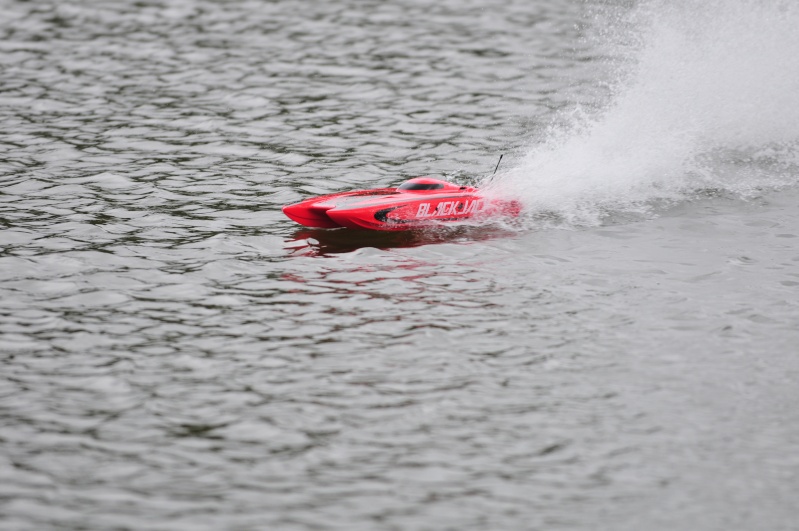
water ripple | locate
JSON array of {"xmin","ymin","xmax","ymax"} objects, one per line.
[{"xmin": 3, "ymin": 1, "xmax": 799, "ymax": 530}]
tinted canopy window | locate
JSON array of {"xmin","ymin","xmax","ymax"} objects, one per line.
[{"xmin": 397, "ymin": 182, "xmax": 445, "ymax": 191}]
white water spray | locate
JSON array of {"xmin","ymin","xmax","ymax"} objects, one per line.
[{"xmin": 490, "ymin": 0, "xmax": 799, "ymax": 226}]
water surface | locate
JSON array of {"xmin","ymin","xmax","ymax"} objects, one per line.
[{"xmin": 2, "ymin": 1, "xmax": 799, "ymax": 529}]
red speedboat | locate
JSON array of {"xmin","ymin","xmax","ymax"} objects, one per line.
[{"xmin": 282, "ymin": 177, "xmax": 521, "ymax": 231}]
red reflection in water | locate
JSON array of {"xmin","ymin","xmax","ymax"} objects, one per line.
[{"xmin": 285, "ymin": 224, "xmax": 517, "ymax": 256}]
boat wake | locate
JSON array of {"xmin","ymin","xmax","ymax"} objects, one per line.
[{"xmin": 487, "ymin": 0, "xmax": 799, "ymax": 229}]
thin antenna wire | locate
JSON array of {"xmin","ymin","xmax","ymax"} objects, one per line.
[{"xmin": 493, "ymin": 154, "xmax": 504, "ymax": 175}]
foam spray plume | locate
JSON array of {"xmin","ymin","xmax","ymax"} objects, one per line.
[{"xmin": 489, "ymin": 0, "xmax": 799, "ymax": 227}]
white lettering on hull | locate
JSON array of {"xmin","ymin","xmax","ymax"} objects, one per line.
[{"xmin": 414, "ymin": 199, "xmax": 483, "ymax": 219}]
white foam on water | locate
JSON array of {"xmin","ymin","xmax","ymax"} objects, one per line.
[{"xmin": 488, "ymin": 0, "xmax": 799, "ymax": 227}]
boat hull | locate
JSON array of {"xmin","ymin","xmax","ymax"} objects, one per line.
[{"xmin": 282, "ymin": 179, "xmax": 521, "ymax": 231}]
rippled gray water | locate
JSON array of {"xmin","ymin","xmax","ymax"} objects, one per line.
[{"xmin": 2, "ymin": 1, "xmax": 799, "ymax": 529}]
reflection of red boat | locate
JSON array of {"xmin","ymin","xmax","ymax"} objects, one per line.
[{"xmin": 282, "ymin": 177, "xmax": 521, "ymax": 231}]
